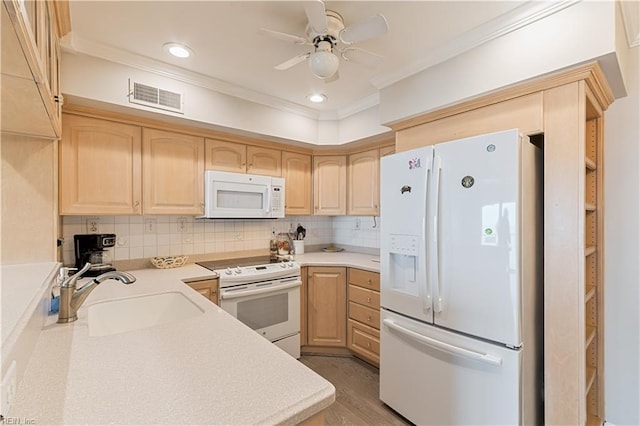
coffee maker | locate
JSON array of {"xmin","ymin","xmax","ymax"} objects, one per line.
[{"xmin": 74, "ymin": 234, "xmax": 116, "ymax": 277}]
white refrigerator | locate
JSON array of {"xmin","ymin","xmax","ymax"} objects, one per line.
[{"xmin": 379, "ymin": 129, "xmax": 543, "ymax": 425}]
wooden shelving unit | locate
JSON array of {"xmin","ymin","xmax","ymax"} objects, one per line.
[{"xmin": 583, "ymin": 95, "xmax": 604, "ymax": 424}]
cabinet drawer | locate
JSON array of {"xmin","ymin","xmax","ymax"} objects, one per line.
[
  {"xmin": 348, "ymin": 285, "xmax": 380, "ymax": 309},
  {"xmin": 348, "ymin": 301, "xmax": 380, "ymax": 330},
  {"xmin": 348, "ymin": 268, "xmax": 380, "ymax": 291},
  {"xmin": 348, "ymin": 319, "xmax": 380, "ymax": 365}
]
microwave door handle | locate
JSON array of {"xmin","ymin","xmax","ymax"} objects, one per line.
[{"xmin": 265, "ymin": 186, "xmax": 271, "ymax": 214}]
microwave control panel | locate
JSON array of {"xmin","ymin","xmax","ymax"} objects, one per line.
[{"xmin": 272, "ymin": 187, "xmax": 283, "ymax": 213}]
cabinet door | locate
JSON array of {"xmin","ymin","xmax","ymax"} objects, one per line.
[
  {"xmin": 247, "ymin": 146, "xmax": 281, "ymax": 176},
  {"xmin": 59, "ymin": 114, "xmax": 142, "ymax": 215},
  {"xmin": 307, "ymin": 267, "xmax": 347, "ymax": 347},
  {"xmin": 282, "ymin": 151, "xmax": 312, "ymax": 215},
  {"xmin": 205, "ymin": 139, "xmax": 246, "ymax": 172},
  {"xmin": 348, "ymin": 149, "xmax": 379, "ymax": 216},
  {"xmin": 143, "ymin": 128, "xmax": 204, "ymax": 215},
  {"xmin": 313, "ymin": 156, "xmax": 346, "ymax": 215}
]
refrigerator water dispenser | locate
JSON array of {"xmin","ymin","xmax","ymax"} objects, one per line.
[{"xmin": 388, "ymin": 234, "xmax": 420, "ymax": 296}]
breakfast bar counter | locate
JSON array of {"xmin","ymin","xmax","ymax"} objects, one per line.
[{"xmin": 9, "ymin": 264, "xmax": 335, "ymax": 425}]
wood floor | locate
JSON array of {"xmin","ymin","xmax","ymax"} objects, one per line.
[{"xmin": 299, "ymin": 355, "xmax": 412, "ymax": 426}]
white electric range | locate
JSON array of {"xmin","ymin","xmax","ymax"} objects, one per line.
[{"xmin": 198, "ymin": 256, "xmax": 301, "ymax": 358}]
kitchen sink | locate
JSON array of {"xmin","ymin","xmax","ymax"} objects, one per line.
[{"xmin": 88, "ymin": 292, "xmax": 204, "ymax": 337}]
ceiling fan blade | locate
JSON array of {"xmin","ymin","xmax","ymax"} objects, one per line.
[
  {"xmin": 340, "ymin": 47, "xmax": 383, "ymax": 68},
  {"xmin": 274, "ymin": 53, "xmax": 310, "ymax": 71},
  {"xmin": 304, "ymin": 0, "xmax": 328, "ymax": 36},
  {"xmin": 324, "ymin": 70, "xmax": 339, "ymax": 83},
  {"xmin": 260, "ymin": 28, "xmax": 309, "ymax": 45},
  {"xmin": 340, "ymin": 14, "xmax": 389, "ymax": 45}
]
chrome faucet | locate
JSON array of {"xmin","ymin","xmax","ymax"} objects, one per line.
[{"xmin": 57, "ymin": 263, "xmax": 136, "ymax": 323}]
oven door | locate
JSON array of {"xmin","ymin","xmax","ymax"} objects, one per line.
[{"xmin": 219, "ymin": 277, "xmax": 301, "ymax": 343}]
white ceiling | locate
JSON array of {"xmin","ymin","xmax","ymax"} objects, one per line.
[{"xmin": 65, "ymin": 1, "xmax": 559, "ymax": 119}]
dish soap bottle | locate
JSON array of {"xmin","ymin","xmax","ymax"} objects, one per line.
[{"xmin": 270, "ymin": 229, "xmax": 278, "ymax": 261}]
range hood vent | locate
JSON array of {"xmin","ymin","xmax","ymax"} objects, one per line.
[{"xmin": 128, "ymin": 80, "xmax": 183, "ymax": 113}]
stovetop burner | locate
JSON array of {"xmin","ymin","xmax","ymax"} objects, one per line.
[{"xmin": 197, "ymin": 255, "xmax": 290, "ymax": 272}]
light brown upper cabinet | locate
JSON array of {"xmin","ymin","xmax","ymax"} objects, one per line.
[
  {"xmin": 205, "ymin": 139, "xmax": 281, "ymax": 176},
  {"xmin": 143, "ymin": 128, "xmax": 205, "ymax": 215},
  {"xmin": 247, "ymin": 146, "xmax": 282, "ymax": 176},
  {"xmin": 59, "ymin": 114, "xmax": 142, "ymax": 215},
  {"xmin": 348, "ymin": 149, "xmax": 380, "ymax": 216},
  {"xmin": 205, "ymin": 139, "xmax": 246, "ymax": 173},
  {"xmin": 282, "ymin": 151, "xmax": 312, "ymax": 215},
  {"xmin": 313, "ymin": 155, "xmax": 347, "ymax": 216},
  {"xmin": 2, "ymin": 0, "xmax": 67, "ymax": 138}
]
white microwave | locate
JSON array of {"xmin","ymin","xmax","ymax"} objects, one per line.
[{"xmin": 201, "ymin": 170, "xmax": 285, "ymax": 219}]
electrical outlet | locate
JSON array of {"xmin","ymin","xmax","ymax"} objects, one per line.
[
  {"xmin": 177, "ymin": 217, "xmax": 189, "ymax": 233},
  {"xmin": 85, "ymin": 217, "xmax": 100, "ymax": 233},
  {"xmin": 144, "ymin": 218, "xmax": 157, "ymax": 234},
  {"xmin": 1, "ymin": 361, "xmax": 16, "ymax": 417},
  {"xmin": 355, "ymin": 219, "xmax": 361, "ymax": 229}
]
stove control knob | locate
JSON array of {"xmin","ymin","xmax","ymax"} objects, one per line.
[
  {"xmin": 235, "ymin": 267, "xmax": 242, "ymax": 274},
  {"xmin": 225, "ymin": 267, "xmax": 232, "ymax": 275},
  {"xmin": 288, "ymin": 263, "xmax": 294, "ymax": 268},
  {"xmin": 280, "ymin": 263, "xmax": 287, "ymax": 268}
]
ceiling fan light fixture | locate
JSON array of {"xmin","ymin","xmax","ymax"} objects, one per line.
[
  {"xmin": 307, "ymin": 93, "xmax": 327, "ymax": 103},
  {"xmin": 308, "ymin": 50, "xmax": 339, "ymax": 79},
  {"xmin": 163, "ymin": 42, "xmax": 192, "ymax": 58}
]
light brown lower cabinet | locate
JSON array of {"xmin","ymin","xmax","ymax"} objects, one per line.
[
  {"xmin": 302, "ymin": 266, "xmax": 381, "ymax": 366},
  {"xmin": 347, "ymin": 269, "xmax": 381, "ymax": 366},
  {"xmin": 306, "ymin": 266, "xmax": 347, "ymax": 347},
  {"xmin": 184, "ymin": 278, "xmax": 219, "ymax": 305}
]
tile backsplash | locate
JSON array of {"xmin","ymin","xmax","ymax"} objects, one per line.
[{"xmin": 61, "ymin": 215, "xmax": 380, "ymax": 265}]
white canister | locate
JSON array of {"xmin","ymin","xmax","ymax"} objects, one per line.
[{"xmin": 293, "ymin": 240, "xmax": 305, "ymax": 254}]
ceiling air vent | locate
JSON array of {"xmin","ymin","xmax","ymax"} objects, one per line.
[{"xmin": 128, "ymin": 80, "xmax": 183, "ymax": 114}]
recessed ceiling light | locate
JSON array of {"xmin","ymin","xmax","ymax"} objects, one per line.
[
  {"xmin": 163, "ymin": 42, "xmax": 192, "ymax": 58},
  {"xmin": 307, "ymin": 94, "xmax": 327, "ymax": 103}
]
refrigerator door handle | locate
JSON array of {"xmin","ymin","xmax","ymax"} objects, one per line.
[
  {"xmin": 383, "ymin": 319, "xmax": 503, "ymax": 366},
  {"xmin": 422, "ymin": 167, "xmax": 432, "ymax": 312},
  {"xmin": 432, "ymin": 156, "xmax": 443, "ymax": 313}
]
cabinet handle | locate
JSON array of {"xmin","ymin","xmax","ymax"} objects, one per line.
[
  {"xmin": 367, "ymin": 297, "xmax": 372, "ymax": 303},
  {"xmin": 366, "ymin": 342, "xmax": 371, "ymax": 348},
  {"xmin": 367, "ymin": 316, "xmax": 372, "ymax": 322},
  {"xmin": 134, "ymin": 200, "xmax": 140, "ymax": 207},
  {"xmin": 367, "ymin": 279, "xmax": 372, "ymax": 284}
]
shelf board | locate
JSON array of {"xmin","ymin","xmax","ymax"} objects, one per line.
[
  {"xmin": 585, "ymin": 203, "xmax": 596, "ymax": 211},
  {"xmin": 585, "ymin": 156, "xmax": 597, "ymax": 170},
  {"xmin": 586, "ymin": 367, "xmax": 597, "ymax": 396},
  {"xmin": 585, "ymin": 246, "xmax": 596, "ymax": 257},
  {"xmin": 586, "ymin": 326, "xmax": 596, "ymax": 348},
  {"xmin": 585, "ymin": 286, "xmax": 596, "ymax": 303}
]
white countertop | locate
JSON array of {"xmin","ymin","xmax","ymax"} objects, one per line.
[
  {"xmin": 293, "ymin": 251, "xmax": 380, "ymax": 273},
  {"xmin": 10, "ymin": 264, "xmax": 335, "ymax": 425}
]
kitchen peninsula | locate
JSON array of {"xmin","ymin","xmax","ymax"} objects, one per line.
[{"xmin": 9, "ymin": 264, "xmax": 335, "ymax": 425}]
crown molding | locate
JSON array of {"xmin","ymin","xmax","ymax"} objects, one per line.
[
  {"xmin": 370, "ymin": 0, "xmax": 579, "ymax": 90},
  {"xmin": 620, "ymin": 0, "xmax": 640, "ymax": 48},
  {"xmin": 61, "ymin": 35, "xmax": 325, "ymax": 120}
]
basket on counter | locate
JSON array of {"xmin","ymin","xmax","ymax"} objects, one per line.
[{"xmin": 150, "ymin": 255, "xmax": 188, "ymax": 269}]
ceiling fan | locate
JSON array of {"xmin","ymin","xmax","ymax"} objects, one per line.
[{"xmin": 261, "ymin": 0, "xmax": 389, "ymax": 82}]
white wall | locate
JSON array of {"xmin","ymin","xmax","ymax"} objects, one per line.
[
  {"xmin": 61, "ymin": 53, "xmax": 389, "ymax": 145},
  {"xmin": 604, "ymin": 42, "xmax": 640, "ymax": 424},
  {"xmin": 379, "ymin": 1, "xmax": 623, "ymax": 125}
]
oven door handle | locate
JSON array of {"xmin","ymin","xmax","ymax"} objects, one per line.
[{"xmin": 220, "ymin": 280, "xmax": 301, "ymax": 300}]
